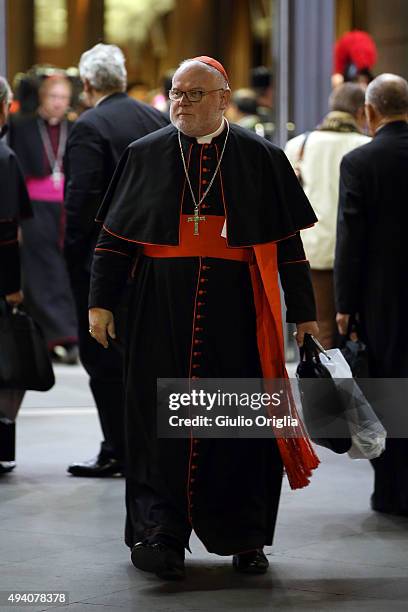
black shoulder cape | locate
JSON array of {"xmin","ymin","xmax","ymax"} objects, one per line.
[
  {"xmin": 97, "ymin": 123, "xmax": 317, "ymax": 247},
  {"xmin": 0, "ymin": 138, "xmax": 32, "ymax": 219}
]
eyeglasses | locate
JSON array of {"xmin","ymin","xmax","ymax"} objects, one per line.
[{"xmin": 169, "ymin": 88, "xmax": 226, "ymax": 103}]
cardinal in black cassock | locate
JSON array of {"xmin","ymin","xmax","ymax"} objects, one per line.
[{"xmin": 89, "ymin": 57, "xmax": 320, "ymax": 580}]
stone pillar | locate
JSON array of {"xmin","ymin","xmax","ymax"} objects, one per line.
[
  {"xmin": 272, "ymin": 0, "xmax": 290, "ymax": 148},
  {"xmin": 273, "ymin": 0, "xmax": 335, "ymax": 360},
  {"xmin": 217, "ymin": 0, "xmax": 251, "ymax": 88},
  {"xmin": 165, "ymin": 0, "xmax": 217, "ymax": 70},
  {"xmin": 290, "ymin": 0, "xmax": 335, "ymax": 135},
  {"xmin": 67, "ymin": 0, "xmax": 104, "ymax": 66},
  {"xmin": 5, "ymin": 0, "xmax": 35, "ymax": 80}
]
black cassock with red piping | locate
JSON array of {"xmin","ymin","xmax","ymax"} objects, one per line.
[{"xmin": 90, "ymin": 124, "xmax": 317, "ymax": 554}]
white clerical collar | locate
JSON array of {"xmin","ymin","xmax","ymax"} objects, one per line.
[{"xmin": 196, "ymin": 118, "xmax": 225, "ymax": 144}]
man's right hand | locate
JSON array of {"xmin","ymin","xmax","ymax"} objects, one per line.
[
  {"xmin": 5, "ymin": 290, "xmax": 24, "ymax": 306},
  {"xmin": 89, "ymin": 307, "xmax": 116, "ymax": 349}
]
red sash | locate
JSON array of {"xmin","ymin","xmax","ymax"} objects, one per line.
[{"xmin": 144, "ymin": 215, "xmax": 319, "ymax": 489}]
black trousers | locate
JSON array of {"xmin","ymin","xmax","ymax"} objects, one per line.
[
  {"xmin": 68, "ymin": 263, "xmax": 125, "ymax": 463},
  {"xmin": 371, "ymin": 439, "xmax": 408, "ymax": 514},
  {"xmin": 0, "ymin": 421, "xmax": 15, "ymax": 461}
]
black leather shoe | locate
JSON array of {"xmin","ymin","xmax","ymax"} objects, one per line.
[
  {"xmin": 50, "ymin": 344, "xmax": 79, "ymax": 365},
  {"xmin": 0, "ymin": 461, "xmax": 16, "ymax": 475},
  {"xmin": 232, "ymin": 549, "xmax": 269, "ymax": 574},
  {"xmin": 131, "ymin": 542, "xmax": 185, "ymax": 580},
  {"xmin": 67, "ymin": 457, "xmax": 124, "ymax": 477}
]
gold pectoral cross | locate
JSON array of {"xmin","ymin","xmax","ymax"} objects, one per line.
[{"xmin": 187, "ymin": 210, "xmax": 206, "ymax": 236}]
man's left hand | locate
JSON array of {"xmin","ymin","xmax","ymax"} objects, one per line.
[
  {"xmin": 89, "ymin": 307, "xmax": 116, "ymax": 349},
  {"xmin": 336, "ymin": 313, "xmax": 350, "ymax": 336},
  {"xmin": 294, "ymin": 321, "xmax": 319, "ymax": 347}
]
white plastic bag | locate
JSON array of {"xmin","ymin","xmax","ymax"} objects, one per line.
[{"xmin": 320, "ymin": 349, "xmax": 386, "ymax": 460}]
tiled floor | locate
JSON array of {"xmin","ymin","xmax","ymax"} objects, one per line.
[{"xmin": 1, "ymin": 365, "xmax": 407, "ymax": 612}]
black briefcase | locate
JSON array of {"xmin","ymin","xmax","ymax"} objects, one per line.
[
  {"xmin": 0, "ymin": 300, "xmax": 55, "ymax": 391},
  {"xmin": 296, "ymin": 334, "xmax": 351, "ymax": 454}
]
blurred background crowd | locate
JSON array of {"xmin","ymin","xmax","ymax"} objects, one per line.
[{"xmin": 2, "ymin": 0, "xmax": 403, "ymax": 366}]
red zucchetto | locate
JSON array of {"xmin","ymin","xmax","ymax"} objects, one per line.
[{"xmin": 191, "ymin": 56, "xmax": 229, "ymax": 85}]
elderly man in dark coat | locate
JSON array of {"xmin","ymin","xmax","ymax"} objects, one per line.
[
  {"xmin": 64, "ymin": 44, "xmax": 168, "ymax": 477},
  {"xmin": 335, "ymin": 73, "xmax": 408, "ymax": 516}
]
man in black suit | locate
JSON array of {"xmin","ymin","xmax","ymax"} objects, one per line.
[
  {"xmin": 64, "ymin": 44, "xmax": 168, "ymax": 477},
  {"xmin": 335, "ymin": 73, "xmax": 408, "ymax": 515}
]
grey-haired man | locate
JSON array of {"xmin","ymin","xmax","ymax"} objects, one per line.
[{"xmin": 64, "ymin": 44, "xmax": 168, "ymax": 477}]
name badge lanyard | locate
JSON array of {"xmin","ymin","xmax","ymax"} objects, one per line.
[{"xmin": 37, "ymin": 118, "xmax": 68, "ymax": 188}]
